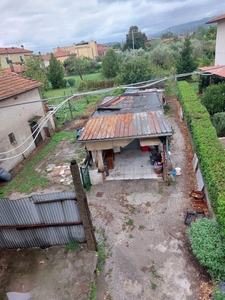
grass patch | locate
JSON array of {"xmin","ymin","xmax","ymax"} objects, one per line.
[
  {"xmin": 43, "ymin": 73, "xmax": 102, "ymax": 99},
  {"xmin": 150, "ymin": 265, "xmax": 161, "ymax": 279},
  {"xmin": 90, "ymin": 283, "xmax": 97, "ymax": 300},
  {"xmin": 65, "ymin": 241, "xmax": 79, "ymax": 252},
  {"xmin": 125, "ymin": 219, "xmax": 133, "ymax": 226},
  {"xmin": 0, "ymin": 131, "xmax": 74, "ymax": 198},
  {"xmin": 189, "ymin": 81, "xmax": 199, "ymax": 94},
  {"xmin": 129, "ymin": 234, "xmax": 134, "ymax": 238},
  {"xmin": 139, "ymin": 225, "xmax": 145, "ymax": 230},
  {"xmin": 151, "ymin": 282, "xmax": 157, "ymax": 291}
]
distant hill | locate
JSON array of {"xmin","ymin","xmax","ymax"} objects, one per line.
[{"xmin": 148, "ymin": 16, "xmax": 216, "ymax": 38}]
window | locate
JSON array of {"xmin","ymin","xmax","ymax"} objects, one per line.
[
  {"xmin": 5, "ymin": 57, "xmax": 9, "ymax": 64},
  {"xmin": 8, "ymin": 132, "xmax": 16, "ymax": 145},
  {"xmin": 20, "ymin": 56, "xmax": 24, "ymax": 62}
]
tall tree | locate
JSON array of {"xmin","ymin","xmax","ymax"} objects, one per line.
[
  {"xmin": 23, "ymin": 55, "xmax": 49, "ymax": 96},
  {"xmin": 176, "ymin": 35, "xmax": 198, "ymax": 79},
  {"xmin": 117, "ymin": 50, "xmax": 152, "ymax": 84},
  {"xmin": 123, "ymin": 26, "xmax": 147, "ymax": 51},
  {"xmin": 101, "ymin": 48, "xmax": 119, "ymax": 78},
  {"xmin": 47, "ymin": 53, "xmax": 65, "ymax": 89}
]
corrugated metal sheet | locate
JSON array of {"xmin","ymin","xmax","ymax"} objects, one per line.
[
  {"xmin": 78, "ymin": 111, "xmax": 172, "ymax": 142},
  {"xmin": 0, "ymin": 192, "xmax": 86, "ymax": 248},
  {"xmin": 199, "ymin": 65, "xmax": 225, "ymax": 78}
]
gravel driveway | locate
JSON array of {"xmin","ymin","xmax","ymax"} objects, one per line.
[{"xmin": 87, "ymin": 98, "xmax": 203, "ymax": 300}]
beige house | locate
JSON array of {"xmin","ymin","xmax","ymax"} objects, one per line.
[
  {"xmin": 53, "ymin": 50, "xmax": 75, "ymax": 64},
  {"xmin": 53, "ymin": 41, "xmax": 98, "ymax": 59},
  {"xmin": 0, "ymin": 73, "xmax": 49, "ymax": 171},
  {"xmin": 0, "ymin": 46, "xmax": 33, "ymax": 69},
  {"xmin": 206, "ymin": 13, "xmax": 225, "ymax": 65}
]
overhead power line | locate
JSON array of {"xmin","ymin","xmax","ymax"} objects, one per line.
[{"xmin": 0, "ymin": 68, "xmax": 223, "ymax": 161}]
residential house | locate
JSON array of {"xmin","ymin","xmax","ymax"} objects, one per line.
[
  {"xmin": 0, "ymin": 46, "xmax": 33, "ymax": 70},
  {"xmin": 78, "ymin": 89, "xmax": 172, "ymax": 182},
  {"xmin": 97, "ymin": 44, "xmax": 109, "ymax": 56},
  {"xmin": 206, "ymin": 13, "xmax": 225, "ymax": 65},
  {"xmin": 53, "ymin": 41, "xmax": 98, "ymax": 60},
  {"xmin": 53, "ymin": 50, "xmax": 75, "ymax": 64},
  {"xmin": 0, "ymin": 73, "xmax": 49, "ymax": 171}
]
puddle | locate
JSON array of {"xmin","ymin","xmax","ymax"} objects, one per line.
[{"xmin": 6, "ymin": 292, "xmax": 31, "ymax": 300}]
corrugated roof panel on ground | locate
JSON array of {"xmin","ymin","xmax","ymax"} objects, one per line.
[{"xmin": 0, "ymin": 192, "xmax": 85, "ymax": 248}]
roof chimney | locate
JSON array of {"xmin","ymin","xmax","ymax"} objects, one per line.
[
  {"xmin": 21, "ymin": 45, "xmax": 24, "ymax": 49},
  {"xmin": 38, "ymin": 51, "xmax": 41, "ymax": 56},
  {"xmin": 9, "ymin": 60, "xmax": 15, "ymax": 73}
]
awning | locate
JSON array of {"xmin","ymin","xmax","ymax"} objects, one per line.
[
  {"xmin": 28, "ymin": 115, "xmax": 42, "ymax": 123},
  {"xmin": 139, "ymin": 138, "xmax": 161, "ymax": 146}
]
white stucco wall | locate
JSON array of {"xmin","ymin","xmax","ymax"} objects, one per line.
[
  {"xmin": 215, "ymin": 20, "xmax": 225, "ymax": 65},
  {"xmin": 0, "ymin": 88, "xmax": 46, "ymax": 171}
]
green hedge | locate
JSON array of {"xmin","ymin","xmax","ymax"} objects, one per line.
[{"xmin": 177, "ymin": 81, "xmax": 225, "ymax": 234}]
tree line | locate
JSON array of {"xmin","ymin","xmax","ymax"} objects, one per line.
[{"xmin": 22, "ymin": 24, "xmax": 217, "ymax": 94}]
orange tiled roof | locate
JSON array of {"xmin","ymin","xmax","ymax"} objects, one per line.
[
  {"xmin": 54, "ymin": 50, "xmax": 72, "ymax": 58},
  {"xmin": 206, "ymin": 13, "xmax": 225, "ymax": 24},
  {"xmin": 0, "ymin": 73, "xmax": 42, "ymax": 101},
  {"xmin": 0, "ymin": 47, "xmax": 33, "ymax": 55},
  {"xmin": 4, "ymin": 65, "xmax": 28, "ymax": 74}
]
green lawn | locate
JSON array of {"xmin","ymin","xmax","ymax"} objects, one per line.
[
  {"xmin": 189, "ymin": 82, "xmax": 199, "ymax": 94},
  {"xmin": 43, "ymin": 72, "xmax": 102, "ymax": 99}
]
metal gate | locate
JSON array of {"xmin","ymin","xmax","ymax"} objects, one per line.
[{"xmin": 80, "ymin": 162, "xmax": 91, "ymax": 190}]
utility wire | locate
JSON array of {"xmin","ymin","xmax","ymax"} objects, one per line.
[{"xmin": 0, "ymin": 68, "xmax": 223, "ymax": 161}]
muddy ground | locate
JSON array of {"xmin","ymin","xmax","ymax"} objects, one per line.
[{"xmin": 0, "ymin": 97, "xmax": 213, "ymax": 299}]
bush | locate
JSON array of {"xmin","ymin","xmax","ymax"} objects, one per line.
[
  {"xmin": 213, "ymin": 112, "xmax": 225, "ymax": 136},
  {"xmin": 187, "ymin": 218, "xmax": 225, "ymax": 280},
  {"xmin": 177, "ymin": 81, "xmax": 225, "ymax": 233},
  {"xmin": 62, "ymin": 79, "xmax": 67, "ymax": 88},
  {"xmin": 67, "ymin": 78, "xmax": 75, "ymax": 87},
  {"xmin": 77, "ymin": 80, "xmax": 87, "ymax": 91},
  {"xmin": 213, "ymin": 288, "xmax": 225, "ymax": 300}
]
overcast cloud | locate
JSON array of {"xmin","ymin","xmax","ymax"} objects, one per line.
[{"xmin": 0, "ymin": 0, "xmax": 224, "ymax": 53}]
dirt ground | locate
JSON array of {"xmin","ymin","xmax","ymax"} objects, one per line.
[
  {"xmin": 0, "ymin": 97, "xmax": 213, "ymax": 299},
  {"xmin": 86, "ymin": 97, "xmax": 212, "ymax": 300}
]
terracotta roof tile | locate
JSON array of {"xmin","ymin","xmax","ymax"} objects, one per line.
[
  {"xmin": 0, "ymin": 73, "xmax": 42, "ymax": 100},
  {"xmin": 54, "ymin": 50, "xmax": 73, "ymax": 58},
  {"xmin": 206, "ymin": 14, "xmax": 225, "ymax": 24},
  {"xmin": 199, "ymin": 65, "xmax": 225, "ymax": 78},
  {"xmin": 0, "ymin": 47, "xmax": 33, "ymax": 54},
  {"xmin": 3, "ymin": 65, "xmax": 28, "ymax": 74}
]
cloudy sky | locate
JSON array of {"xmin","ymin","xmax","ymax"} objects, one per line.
[{"xmin": 0, "ymin": 0, "xmax": 224, "ymax": 54}]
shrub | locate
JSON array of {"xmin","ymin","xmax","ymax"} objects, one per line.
[
  {"xmin": 213, "ymin": 288, "xmax": 225, "ymax": 300},
  {"xmin": 67, "ymin": 78, "xmax": 75, "ymax": 87},
  {"xmin": 62, "ymin": 79, "xmax": 67, "ymax": 88},
  {"xmin": 187, "ymin": 218, "xmax": 225, "ymax": 280},
  {"xmin": 177, "ymin": 81, "xmax": 225, "ymax": 233},
  {"xmin": 77, "ymin": 80, "xmax": 87, "ymax": 91},
  {"xmin": 213, "ymin": 112, "xmax": 225, "ymax": 136}
]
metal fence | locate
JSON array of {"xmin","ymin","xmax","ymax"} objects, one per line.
[{"xmin": 0, "ymin": 192, "xmax": 86, "ymax": 248}]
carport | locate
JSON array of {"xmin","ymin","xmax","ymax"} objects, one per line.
[{"xmin": 78, "ymin": 91, "xmax": 172, "ymax": 181}]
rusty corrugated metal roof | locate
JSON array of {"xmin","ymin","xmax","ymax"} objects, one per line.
[
  {"xmin": 78, "ymin": 111, "xmax": 171, "ymax": 141},
  {"xmin": 199, "ymin": 65, "xmax": 225, "ymax": 78}
]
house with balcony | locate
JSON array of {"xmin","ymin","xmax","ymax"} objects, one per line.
[{"xmin": 0, "ymin": 46, "xmax": 33, "ymax": 70}]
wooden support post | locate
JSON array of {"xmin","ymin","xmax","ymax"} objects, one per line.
[
  {"xmin": 70, "ymin": 160, "xmax": 97, "ymax": 251},
  {"xmin": 68, "ymin": 99, "xmax": 73, "ymax": 120},
  {"xmin": 96, "ymin": 150, "xmax": 104, "ymax": 172}
]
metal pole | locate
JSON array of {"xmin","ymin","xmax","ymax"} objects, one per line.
[
  {"xmin": 132, "ymin": 29, "xmax": 134, "ymax": 50},
  {"xmin": 70, "ymin": 160, "xmax": 97, "ymax": 251}
]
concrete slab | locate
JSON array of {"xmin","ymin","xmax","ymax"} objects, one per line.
[{"xmin": 106, "ymin": 149, "xmax": 159, "ymax": 181}]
